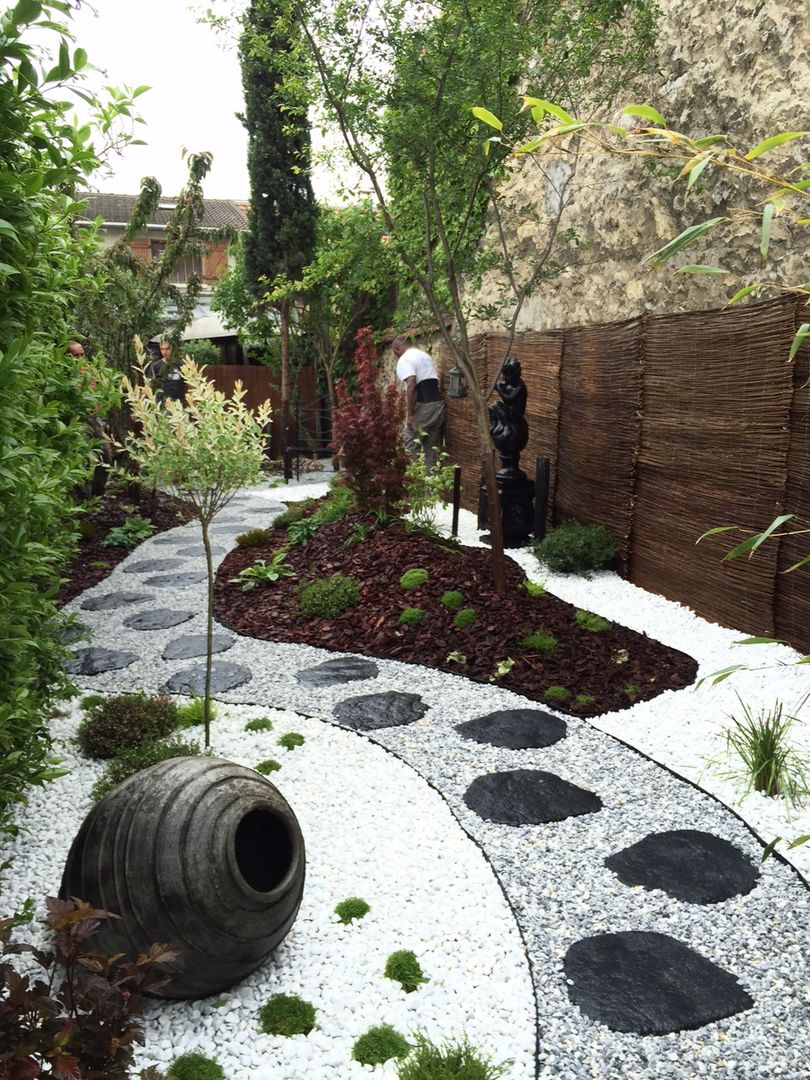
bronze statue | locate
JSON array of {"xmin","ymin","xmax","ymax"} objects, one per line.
[{"xmin": 489, "ymin": 356, "xmax": 528, "ymax": 478}]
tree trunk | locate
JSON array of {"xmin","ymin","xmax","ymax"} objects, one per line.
[
  {"xmin": 279, "ymin": 299, "xmax": 291, "ymax": 458},
  {"xmin": 201, "ymin": 516, "xmax": 214, "ymax": 748}
]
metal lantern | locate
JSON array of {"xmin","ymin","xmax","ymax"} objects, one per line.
[{"xmin": 447, "ymin": 365, "xmax": 468, "ymax": 398}]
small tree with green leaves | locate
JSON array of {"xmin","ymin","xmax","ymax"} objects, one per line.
[{"xmin": 125, "ymin": 342, "xmax": 272, "ymax": 743}]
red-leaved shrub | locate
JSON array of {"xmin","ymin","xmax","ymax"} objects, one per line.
[{"xmin": 332, "ymin": 328, "xmax": 409, "ymax": 514}]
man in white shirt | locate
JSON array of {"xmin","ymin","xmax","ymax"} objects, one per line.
[{"xmin": 392, "ymin": 336, "xmax": 446, "ymax": 470}]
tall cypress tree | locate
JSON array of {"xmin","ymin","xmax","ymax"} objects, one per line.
[{"xmin": 239, "ymin": 0, "xmax": 317, "ymax": 453}]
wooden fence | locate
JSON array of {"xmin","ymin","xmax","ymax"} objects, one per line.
[{"xmin": 440, "ymin": 295, "xmax": 810, "ymax": 653}]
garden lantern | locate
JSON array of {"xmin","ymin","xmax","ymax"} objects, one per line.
[{"xmin": 446, "ymin": 365, "xmax": 468, "ymax": 398}]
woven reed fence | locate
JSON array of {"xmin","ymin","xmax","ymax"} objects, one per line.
[{"xmin": 441, "ymin": 295, "xmax": 810, "ymax": 652}]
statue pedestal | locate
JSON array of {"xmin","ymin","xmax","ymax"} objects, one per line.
[{"xmin": 478, "ymin": 473, "xmax": 536, "ymax": 548}]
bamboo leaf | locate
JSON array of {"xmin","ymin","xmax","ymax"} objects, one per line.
[
  {"xmin": 647, "ymin": 217, "xmax": 728, "ymax": 267},
  {"xmin": 527, "ymin": 99, "xmax": 574, "ymax": 125},
  {"xmin": 760, "ymin": 837, "xmax": 781, "ymax": 861},
  {"xmin": 744, "ymin": 131, "xmax": 808, "ymax": 160},
  {"xmin": 784, "ymin": 551, "xmax": 810, "ymax": 573},
  {"xmin": 622, "ymin": 103, "xmax": 667, "ymax": 126},
  {"xmin": 514, "ymin": 137, "xmax": 542, "ymax": 154},
  {"xmin": 789, "ymin": 323, "xmax": 810, "ymax": 360},
  {"xmin": 697, "ymin": 525, "xmax": 739, "ymax": 541},
  {"xmin": 733, "ymin": 636, "xmax": 787, "ymax": 646},
  {"xmin": 694, "ymin": 664, "xmax": 747, "ymax": 689},
  {"xmin": 760, "ymin": 202, "xmax": 774, "ymax": 261},
  {"xmin": 726, "ymin": 284, "xmax": 760, "ymax": 306},
  {"xmin": 471, "ymin": 107, "xmax": 503, "ymax": 132},
  {"xmin": 693, "ymin": 134, "xmax": 729, "ymax": 148},
  {"xmin": 724, "ymin": 513, "xmax": 793, "ymax": 560},
  {"xmin": 673, "ymin": 264, "xmax": 730, "ymax": 275},
  {"xmin": 787, "ymin": 834, "xmax": 810, "ymax": 849}
]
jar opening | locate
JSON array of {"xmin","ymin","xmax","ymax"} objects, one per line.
[{"xmin": 234, "ymin": 808, "xmax": 293, "ymax": 892}]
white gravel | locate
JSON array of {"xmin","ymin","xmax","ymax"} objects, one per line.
[{"xmin": 2, "ymin": 475, "xmax": 809, "ymax": 1079}]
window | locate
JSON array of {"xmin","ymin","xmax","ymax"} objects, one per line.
[{"xmin": 150, "ymin": 240, "xmax": 202, "ymax": 285}]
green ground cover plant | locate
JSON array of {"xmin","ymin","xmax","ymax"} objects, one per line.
[
  {"xmin": 255, "ymin": 759, "xmax": 282, "ymax": 774},
  {"xmin": 176, "ymin": 697, "xmax": 217, "ymax": 729},
  {"xmin": 544, "ymin": 686, "xmax": 571, "ymax": 703},
  {"xmin": 719, "ymin": 696, "xmax": 810, "ymax": 811},
  {"xmin": 522, "ymin": 579, "xmax": 546, "ymax": 597},
  {"xmin": 400, "ymin": 568, "xmax": 429, "ymax": 590},
  {"xmin": 441, "ymin": 590, "xmax": 465, "ymax": 610},
  {"xmin": 400, "ymin": 607, "xmax": 426, "ymax": 625},
  {"xmin": 384, "ymin": 950, "xmax": 428, "ymax": 993},
  {"xmin": 102, "ymin": 515, "xmax": 156, "ymax": 548},
  {"xmin": 245, "ymin": 716, "xmax": 274, "ymax": 732},
  {"xmin": 258, "ymin": 993, "xmax": 316, "ymax": 1036},
  {"xmin": 396, "ymin": 1033, "xmax": 510, "ymax": 1079},
  {"xmin": 520, "ymin": 629, "xmax": 559, "ymax": 654},
  {"xmin": 574, "ymin": 694, "xmax": 596, "ymax": 709},
  {"xmin": 353, "ymin": 1025, "xmax": 411, "ymax": 1066},
  {"xmin": 77, "ymin": 693, "xmax": 179, "ymax": 760},
  {"xmin": 91, "ymin": 738, "xmax": 203, "ymax": 801},
  {"xmin": 272, "ymin": 498, "xmax": 320, "ymax": 530},
  {"xmin": 453, "ymin": 608, "xmax": 476, "ymax": 630},
  {"xmin": 233, "ymin": 550, "xmax": 295, "ymax": 590},
  {"xmin": 575, "ymin": 610, "xmax": 612, "ymax": 633},
  {"xmin": 235, "ymin": 527, "xmax": 272, "ymax": 547},
  {"xmin": 334, "ymin": 897, "xmax": 370, "ymax": 924},
  {"xmin": 278, "ymin": 732, "xmax": 305, "ymax": 750},
  {"xmin": 169, "ymin": 1053, "xmax": 225, "ymax": 1080},
  {"xmin": 297, "ymin": 573, "xmax": 360, "ymax": 618},
  {"xmin": 532, "ymin": 521, "xmax": 618, "ymax": 575}
]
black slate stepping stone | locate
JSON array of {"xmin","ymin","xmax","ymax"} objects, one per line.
[
  {"xmin": 152, "ymin": 534, "xmax": 190, "ymax": 545},
  {"xmin": 123, "ymin": 609, "xmax": 195, "ymax": 631},
  {"xmin": 564, "ymin": 931, "xmax": 754, "ymax": 1034},
  {"xmin": 605, "ymin": 829, "xmax": 760, "ymax": 904},
  {"xmin": 143, "ymin": 571, "xmax": 207, "ymax": 588},
  {"xmin": 81, "ymin": 591, "xmax": 151, "ymax": 611},
  {"xmin": 296, "ymin": 656, "xmax": 379, "ymax": 687},
  {"xmin": 66, "ymin": 647, "xmax": 137, "ymax": 675},
  {"xmin": 334, "ymin": 691, "xmax": 427, "ymax": 730},
  {"xmin": 162, "ymin": 633, "xmax": 233, "ymax": 660},
  {"xmin": 56, "ymin": 620, "xmax": 90, "ymax": 645},
  {"xmin": 463, "ymin": 769, "xmax": 602, "ymax": 825},
  {"xmin": 163, "ymin": 660, "xmax": 252, "ymax": 695},
  {"xmin": 456, "ymin": 708, "xmax": 567, "ymax": 749},
  {"xmin": 122, "ymin": 557, "xmax": 187, "ymax": 574},
  {"xmin": 175, "ymin": 544, "xmax": 226, "ymax": 557}
]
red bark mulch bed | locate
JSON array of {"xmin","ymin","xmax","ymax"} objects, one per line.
[{"xmin": 214, "ymin": 511, "xmax": 698, "ymax": 717}]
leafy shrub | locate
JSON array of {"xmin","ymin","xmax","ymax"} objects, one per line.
[
  {"xmin": 0, "ymin": 898, "xmax": 177, "ymax": 1078},
  {"xmin": 396, "ymin": 1033, "xmax": 510, "ymax": 1079},
  {"xmin": 256, "ymin": 759, "xmax": 282, "ymax": 774},
  {"xmin": 441, "ymin": 590, "xmax": 465, "ymax": 610},
  {"xmin": 544, "ymin": 685, "xmax": 571, "ymax": 703},
  {"xmin": 400, "ymin": 568, "xmax": 429, "ymax": 590},
  {"xmin": 169, "ymin": 1052, "xmax": 225, "ymax": 1080},
  {"xmin": 278, "ymin": 732, "xmax": 305, "ymax": 750},
  {"xmin": 180, "ymin": 338, "xmax": 220, "ymax": 366},
  {"xmin": 384, "ymin": 949, "xmax": 428, "ymax": 992},
  {"xmin": 91, "ymin": 738, "xmax": 203, "ymax": 801},
  {"xmin": 334, "ymin": 896, "xmax": 370, "ymax": 924},
  {"xmin": 532, "ymin": 520, "xmax": 618, "ymax": 575},
  {"xmin": 332, "ymin": 326, "xmax": 409, "ymax": 514},
  {"xmin": 297, "ymin": 573, "xmax": 360, "ymax": 619},
  {"xmin": 77, "ymin": 692, "xmax": 179, "ymax": 760},
  {"xmin": 399, "ymin": 606, "xmax": 426, "ymax": 625},
  {"xmin": 353, "ymin": 1025, "xmax": 411, "ymax": 1066},
  {"xmin": 401, "ymin": 450, "xmax": 455, "ymax": 533},
  {"xmin": 232, "ymin": 549, "xmax": 295, "ymax": 590},
  {"xmin": 720, "ymin": 696, "xmax": 810, "ymax": 808},
  {"xmin": 522, "ymin": 578, "xmax": 546, "ymax": 597},
  {"xmin": 453, "ymin": 608, "xmax": 476, "ymax": 630},
  {"xmin": 258, "ymin": 993, "xmax": 316, "ymax": 1036},
  {"xmin": 245, "ymin": 716, "xmax": 274, "ymax": 732},
  {"xmin": 520, "ymin": 628, "xmax": 558, "ymax": 654},
  {"xmin": 235, "ymin": 527, "xmax": 272, "ymax": 548},
  {"xmin": 176, "ymin": 697, "xmax": 217, "ymax": 729},
  {"xmin": 575, "ymin": 609, "xmax": 612, "ymax": 632},
  {"xmin": 102, "ymin": 515, "xmax": 155, "ymax": 548}
]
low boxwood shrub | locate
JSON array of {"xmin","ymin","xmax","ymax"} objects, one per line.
[
  {"xmin": 353, "ymin": 1025, "xmax": 410, "ymax": 1066},
  {"xmin": 574, "ymin": 609, "xmax": 612, "ymax": 633},
  {"xmin": 396, "ymin": 1033, "xmax": 510, "ymax": 1079},
  {"xmin": 278, "ymin": 732, "xmax": 304, "ymax": 750},
  {"xmin": 334, "ymin": 896, "xmax": 370, "ymax": 924},
  {"xmin": 256, "ymin": 759, "xmax": 281, "ymax": 774},
  {"xmin": 77, "ymin": 692, "xmax": 179, "ymax": 760},
  {"xmin": 453, "ymin": 607, "xmax": 475, "ymax": 630},
  {"xmin": 532, "ymin": 520, "xmax": 618, "ymax": 575},
  {"xmin": 169, "ymin": 1052, "xmax": 225, "ymax": 1080},
  {"xmin": 520, "ymin": 628, "xmax": 558, "ymax": 654},
  {"xmin": 91, "ymin": 738, "xmax": 203, "ymax": 801},
  {"xmin": 258, "ymin": 993, "xmax": 316, "ymax": 1036},
  {"xmin": 441, "ymin": 590, "xmax": 465, "ymax": 610},
  {"xmin": 235, "ymin": 527, "xmax": 272, "ymax": 548},
  {"xmin": 384, "ymin": 950, "xmax": 428, "ymax": 992},
  {"xmin": 544, "ymin": 685, "xmax": 571, "ymax": 703},
  {"xmin": 245, "ymin": 715, "xmax": 274, "ymax": 732},
  {"xmin": 399, "ymin": 606, "xmax": 425, "ymax": 625},
  {"xmin": 297, "ymin": 573, "xmax": 360, "ymax": 619},
  {"xmin": 400, "ymin": 568, "xmax": 429, "ymax": 590}
]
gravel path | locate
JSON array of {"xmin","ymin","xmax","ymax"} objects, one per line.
[{"xmin": 2, "ymin": 477, "xmax": 809, "ymax": 1080}]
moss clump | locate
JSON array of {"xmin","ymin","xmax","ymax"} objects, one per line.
[
  {"xmin": 258, "ymin": 993, "xmax": 316, "ymax": 1036},
  {"xmin": 544, "ymin": 685, "xmax": 571, "ymax": 703},
  {"xmin": 441, "ymin": 590, "xmax": 465, "ymax": 610},
  {"xmin": 453, "ymin": 607, "xmax": 475, "ymax": 630},
  {"xmin": 573, "ymin": 694, "xmax": 596, "ymax": 709},
  {"xmin": 91, "ymin": 738, "xmax": 202, "ymax": 802},
  {"xmin": 522, "ymin": 578, "xmax": 547, "ymax": 598},
  {"xmin": 176, "ymin": 697, "xmax": 217, "ymax": 729},
  {"xmin": 245, "ymin": 715, "xmax": 274, "ymax": 732},
  {"xmin": 334, "ymin": 896, "xmax": 370, "ymax": 924},
  {"xmin": 77, "ymin": 692, "xmax": 179, "ymax": 760},
  {"xmin": 574, "ymin": 609, "xmax": 612, "ymax": 633},
  {"xmin": 397, "ymin": 1033, "xmax": 510, "ymax": 1079},
  {"xmin": 297, "ymin": 572, "xmax": 360, "ymax": 619},
  {"xmin": 235, "ymin": 527, "xmax": 272, "ymax": 548},
  {"xmin": 399, "ymin": 606, "xmax": 425, "ymax": 625},
  {"xmin": 384, "ymin": 950, "xmax": 428, "ymax": 993},
  {"xmin": 256, "ymin": 759, "xmax": 281, "ymax": 774},
  {"xmin": 532, "ymin": 520, "xmax": 618, "ymax": 575},
  {"xmin": 400, "ymin": 568, "xmax": 429, "ymax": 590},
  {"xmin": 352, "ymin": 1025, "xmax": 410, "ymax": 1066},
  {"xmin": 278, "ymin": 732, "xmax": 304, "ymax": 750},
  {"xmin": 168, "ymin": 1052, "xmax": 225, "ymax": 1080},
  {"xmin": 520, "ymin": 628, "xmax": 558, "ymax": 654}
]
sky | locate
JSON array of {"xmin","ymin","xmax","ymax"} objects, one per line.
[{"xmin": 72, "ymin": 0, "xmax": 251, "ymax": 200}]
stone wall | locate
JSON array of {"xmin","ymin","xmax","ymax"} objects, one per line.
[{"xmin": 464, "ymin": 0, "xmax": 810, "ymax": 334}]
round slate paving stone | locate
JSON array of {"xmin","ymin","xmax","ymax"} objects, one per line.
[
  {"xmin": 151, "ymin": 534, "xmax": 189, "ymax": 545},
  {"xmin": 174, "ymin": 544, "xmax": 226, "ymax": 558},
  {"xmin": 122, "ymin": 557, "xmax": 187, "ymax": 574},
  {"xmin": 333, "ymin": 691, "xmax": 427, "ymax": 731},
  {"xmin": 65, "ymin": 647, "xmax": 137, "ymax": 675},
  {"xmin": 80, "ymin": 591, "xmax": 151, "ymax": 611},
  {"xmin": 122, "ymin": 609, "xmax": 195, "ymax": 631},
  {"xmin": 162, "ymin": 633, "xmax": 234, "ymax": 661},
  {"xmin": 463, "ymin": 769, "xmax": 602, "ymax": 825},
  {"xmin": 604, "ymin": 829, "xmax": 760, "ymax": 904},
  {"xmin": 563, "ymin": 931, "xmax": 754, "ymax": 1035},
  {"xmin": 163, "ymin": 661, "xmax": 252, "ymax": 695},
  {"xmin": 456, "ymin": 708, "xmax": 567, "ymax": 749},
  {"xmin": 143, "ymin": 571, "xmax": 208, "ymax": 588},
  {"xmin": 296, "ymin": 656, "xmax": 379, "ymax": 687}
]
